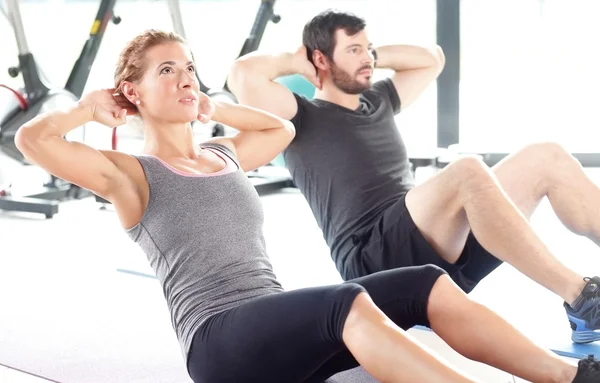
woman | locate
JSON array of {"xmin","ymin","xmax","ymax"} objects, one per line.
[{"xmin": 14, "ymin": 29, "xmax": 599, "ymax": 383}]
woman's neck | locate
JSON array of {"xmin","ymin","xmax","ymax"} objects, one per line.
[{"xmin": 143, "ymin": 121, "xmax": 197, "ymax": 159}]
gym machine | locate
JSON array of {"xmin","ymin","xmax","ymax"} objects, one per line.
[{"xmin": 0, "ymin": 0, "xmax": 120, "ymax": 218}]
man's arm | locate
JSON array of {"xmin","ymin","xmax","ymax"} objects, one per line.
[
  {"xmin": 206, "ymin": 101, "xmax": 295, "ymax": 172},
  {"xmin": 374, "ymin": 44, "xmax": 445, "ymax": 111},
  {"xmin": 227, "ymin": 47, "xmax": 320, "ymax": 120}
]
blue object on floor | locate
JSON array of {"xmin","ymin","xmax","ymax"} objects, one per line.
[
  {"xmin": 546, "ymin": 340, "xmax": 600, "ymax": 359},
  {"xmin": 116, "ymin": 268, "xmax": 157, "ymax": 280}
]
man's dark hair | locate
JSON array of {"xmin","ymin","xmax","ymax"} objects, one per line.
[{"xmin": 302, "ymin": 9, "xmax": 366, "ymax": 64}]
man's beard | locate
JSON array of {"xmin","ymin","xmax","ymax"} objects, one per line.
[{"xmin": 330, "ymin": 63, "xmax": 372, "ymax": 94}]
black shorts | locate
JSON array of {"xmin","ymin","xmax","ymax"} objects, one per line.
[
  {"xmin": 344, "ymin": 193, "xmax": 503, "ymax": 293},
  {"xmin": 187, "ymin": 264, "xmax": 446, "ymax": 383}
]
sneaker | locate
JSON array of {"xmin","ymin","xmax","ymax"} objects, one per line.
[
  {"xmin": 572, "ymin": 355, "xmax": 600, "ymax": 382},
  {"xmin": 564, "ymin": 276, "xmax": 600, "ymax": 344}
]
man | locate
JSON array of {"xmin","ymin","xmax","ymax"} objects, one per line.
[{"xmin": 227, "ymin": 9, "xmax": 600, "ymax": 344}]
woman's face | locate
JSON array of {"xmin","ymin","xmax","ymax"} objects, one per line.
[{"xmin": 130, "ymin": 42, "xmax": 200, "ymax": 124}]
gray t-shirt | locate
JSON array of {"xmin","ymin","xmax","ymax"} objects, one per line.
[
  {"xmin": 284, "ymin": 78, "xmax": 415, "ymax": 275},
  {"xmin": 126, "ymin": 143, "xmax": 284, "ymax": 362}
]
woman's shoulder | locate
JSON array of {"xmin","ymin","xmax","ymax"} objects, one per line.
[{"xmin": 99, "ymin": 150, "xmax": 149, "ymax": 229}]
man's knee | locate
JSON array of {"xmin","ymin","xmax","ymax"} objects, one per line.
[
  {"xmin": 448, "ymin": 156, "xmax": 489, "ymax": 179},
  {"xmin": 446, "ymin": 156, "xmax": 496, "ymax": 196},
  {"xmin": 520, "ymin": 141, "xmax": 571, "ymax": 165},
  {"xmin": 515, "ymin": 142, "xmax": 580, "ymax": 186}
]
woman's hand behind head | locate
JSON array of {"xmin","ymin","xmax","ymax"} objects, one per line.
[
  {"xmin": 79, "ymin": 89, "xmax": 137, "ymax": 128},
  {"xmin": 197, "ymin": 92, "xmax": 216, "ymax": 123}
]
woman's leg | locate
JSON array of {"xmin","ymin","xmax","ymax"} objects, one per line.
[
  {"xmin": 187, "ymin": 285, "xmax": 364, "ymax": 383},
  {"xmin": 186, "ymin": 282, "xmax": 485, "ymax": 383},
  {"xmin": 341, "ymin": 291, "xmax": 481, "ymax": 383}
]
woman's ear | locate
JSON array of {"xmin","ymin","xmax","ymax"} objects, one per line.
[{"xmin": 120, "ymin": 81, "xmax": 139, "ymax": 104}]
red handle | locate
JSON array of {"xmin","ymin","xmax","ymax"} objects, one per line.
[
  {"xmin": 0, "ymin": 84, "xmax": 28, "ymax": 109},
  {"xmin": 111, "ymin": 127, "xmax": 118, "ymax": 150}
]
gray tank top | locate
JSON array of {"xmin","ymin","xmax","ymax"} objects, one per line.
[{"xmin": 125, "ymin": 143, "xmax": 284, "ymax": 361}]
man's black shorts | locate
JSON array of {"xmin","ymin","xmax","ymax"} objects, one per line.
[{"xmin": 344, "ymin": 193, "xmax": 503, "ymax": 293}]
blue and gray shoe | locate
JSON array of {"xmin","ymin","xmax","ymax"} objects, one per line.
[{"xmin": 565, "ymin": 276, "xmax": 600, "ymax": 344}]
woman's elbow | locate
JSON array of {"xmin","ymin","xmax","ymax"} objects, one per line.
[
  {"xmin": 283, "ymin": 120, "xmax": 295, "ymax": 136},
  {"xmin": 14, "ymin": 125, "xmax": 37, "ymax": 160},
  {"xmin": 281, "ymin": 120, "xmax": 296, "ymax": 144},
  {"xmin": 433, "ymin": 45, "xmax": 446, "ymax": 72}
]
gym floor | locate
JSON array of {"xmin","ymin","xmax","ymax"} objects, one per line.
[{"xmin": 2, "ymin": 0, "xmax": 600, "ymax": 382}]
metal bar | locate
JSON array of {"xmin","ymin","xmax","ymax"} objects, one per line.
[
  {"xmin": 249, "ymin": 176, "xmax": 294, "ymax": 195},
  {"xmin": 237, "ymin": 0, "xmax": 276, "ymax": 56},
  {"xmin": 0, "ymin": 196, "xmax": 59, "ymax": 218},
  {"xmin": 65, "ymin": 0, "xmax": 117, "ymax": 98},
  {"xmin": 435, "ymin": 151, "xmax": 600, "ymax": 169},
  {"xmin": 436, "ymin": 0, "xmax": 460, "ymax": 148},
  {"xmin": 0, "ymin": 0, "xmax": 9, "ymax": 21},
  {"xmin": 165, "ymin": 0, "xmax": 209, "ymax": 92},
  {"xmin": 167, "ymin": 0, "xmax": 186, "ymax": 38},
  {"xmin": 5, "ymin": 0, "xmax": 29, "ymax": 54},
  {"xmin": 26, "ymin": 183, "xmax": 92, "ymax": 200},
  {"xmin": 480, "ymin": 152, "xmax": 600, "ymax": 168}
]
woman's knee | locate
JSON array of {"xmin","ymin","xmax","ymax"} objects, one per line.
[
  {"xmin": 341, "ymin": 291, "xmax": 377, "ymax": 341},
  {"xmin": 331, "ymin": 283, "xmax": 371, "ymax": 340},
  {"xmin": 426, "ymin": 273, "xmax": 472, "ymax": 322},
  {"xmin": 342, "ymin": 284, "xmax": 373, "ymax": 322},
  {"xmin": 346, "ymin": 265, "xmax": 449, "ymax": 333}
]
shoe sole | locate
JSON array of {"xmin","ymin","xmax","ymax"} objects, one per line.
[
  {"xmin": 572, "ymin": 330, "xmax": 600, "ymax": 344},
  {"xmin": 568, "ymin": 314, "xmax": 600, "ymax": 343}
]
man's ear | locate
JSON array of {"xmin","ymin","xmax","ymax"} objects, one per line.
[{"xmin": 312, "ymin": 49, "xmax": 330, "ymax": 71}]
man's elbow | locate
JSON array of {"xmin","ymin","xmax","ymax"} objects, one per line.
[{"xmin": 227, "ymin": 60, "xmax": 256, "ymax": 98}]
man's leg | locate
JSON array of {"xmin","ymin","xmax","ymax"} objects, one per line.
[
  {"xmin": 404, "ymin": 152, "xmax": 586, "ymax": 305},
  {"xmin": 426, "ymin": 274, "xmax": 575, "ymax": 383},
  {"xmin": 344, "ymin": 265, "xmax": 595, "ymax": 383},
  {"xmin": 488, "ymin": 142, "xmax": 600, "ymax": 343},
  {"xmin": 491, "ymin": 142, "xmax": 600, "ymax": 242}
]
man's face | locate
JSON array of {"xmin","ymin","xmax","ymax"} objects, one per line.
[{"xmin": 329, "ymin": 28, "xmax": 375, "ymax": 94}]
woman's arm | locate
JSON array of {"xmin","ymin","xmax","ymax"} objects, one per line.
[{"xmin": 15, "ymin": 89, "xmax": 132, "ymax": 200}]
